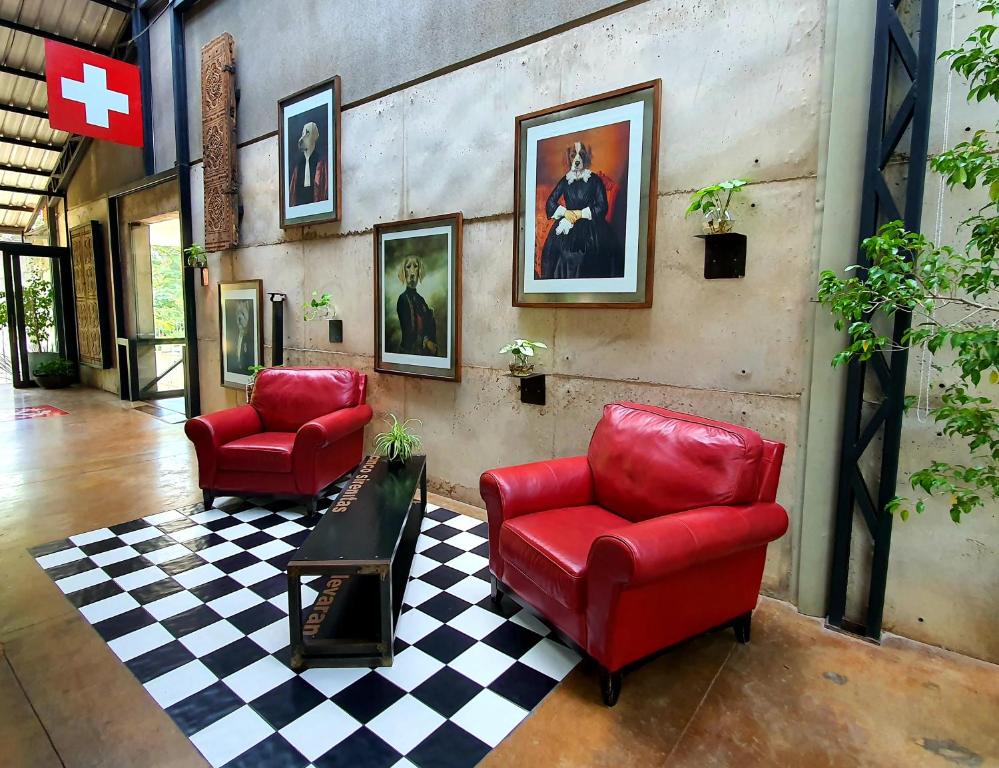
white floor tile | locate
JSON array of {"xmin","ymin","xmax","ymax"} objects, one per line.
[
  {"xmin": 108, "ymin": 623, "xmax": 173, "ymax": 662},
  {"xmin": 56, "ymin": 568, "xmax": 109, "ymax": 594},
  {"xmin": 510, "ymin": 609, "xmax": 551, "ymax": 637},
  {"xmin": 179, "ymin": 620, "xmax": 243, "ymax": 657},
  {"xmin": 452, "ymin": 689, "xmax": 527, "ymax": 747},
  {"xmin": 247, "ymin": 539, "xmax": 294, "ymax": 561},
  {"xmin": 143, "ymin": 543, "xmax": 192, "ymax": 565},
  {"xmin": 376, "ymin": 647, "xmax": 444, "ymax": 691},
  {"xmin": 448, "ymin": 606, "xmax": 505, "ymax": 640},
  {"xmin": 146, "ymin": 660, "xmax": 217, "ymax": 709},
  {"xmin": 36, "ymin": 547, "xmax": 86, "ymax": 569},
  {"xmin": 89, "ymin": 545, "xmax": 140, "ymax": 567},
  {"xmin": 174, "ymin": 563, "xmax": 226, "ymax": 589},
  {"xmin": 446, "ymin": 576, "xmax": 490, "ymax": 605},
  {"xmin": 230, "ymin": 561, "xmax": 281, "ymax": 587},
  {"xmin": 144, "ymin": 510, "xmax": 185, "ymax": 525},
  {"xmin": 197, "ymin": 541, "xmax": 243, "ymax": 563},
  {"xmin": 169, "ymin": 524, "xmax": 211, "ymax": 543},
  {"xmin": 190, "ymin": 705, "xmax": 273, "ymax": 767},
  {"xmin": 367, "ymin": 695, "xmax": 445, "ymax": 755},
  {"xmin": 80, "ymin": 592, "xmax": 140, "ymax": 624},
  {"xmin": 450, "ymin": 643, "xmax": 515, "ymax": 687},
  {"xmin": 114, "ymin": 566, "xmax": 168, "ymax": 591},
  {"xmin": 145, "ymin": 589, "xmax": 202, "ymax": 621},
  {"xmin": 298, "ymin": 667, "xmax": 368, "ymax": 697},
  {"xmin": 69, "ymin": 528, "xmax": 114, "ymax": 546},
  {"xmin": 249, "ymin": 619, "xmax": 289, "ymax": 654},
  {"xmin": 265, "ymin": 520, "xmax": 307, "ymax": 538},
  {"xmin": 394, "ymin": 609, "xmax": 443, "ymax": 644},
  {"xmin": 446, "ymin": 531, "xmax": 485, "ymax": 551},
  {"xmin": 119, "ymin": 526, "xmax": 163, "ymax": 545},
  {"xmin": 208, "ymin": 588, "xmax": 263, "ymax": 617},
  {"xmin": 223, "ymin": 655, "xmax": 295, "ymax": 701},
  {"xmin": 401, "ymin": 579, "xmax": 440, "ymax": 607},
  {"xmin": 519, "ymin": 637, "xmax": 580, "ymax": 681},
  {"xmin": 279, "ymin": 700, "xmax": 360, "ymax": 761},
  {"xmin": 441, "ymin": 514, "xmax": 481, "ymax": 532},
  {"xmin": 217, "ymin": 522, "xmax": 259, "ymax": 541},
  {"xmin": 447, "ymin": 552, "xmax": 489, "ymax": 575},
  {"xmin": 408, "ymin": 554, "xmax": 438, "ymax": 578},
  {"xmin": 189, "ymin": 508, "xmax": 229, "ymax": 524}
]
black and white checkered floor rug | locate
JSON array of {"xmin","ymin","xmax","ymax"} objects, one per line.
[{"xmin": 29, "ymin": 488, "xmax": 580, "ymax": 768}]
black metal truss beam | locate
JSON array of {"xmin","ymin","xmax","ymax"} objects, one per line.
[
  {"xmin": 0, "ymin": 64, "xmax": 45, "ymax": 82},
  {"xmin": 0, "ymin": 104, "xmax": 48, "ymax": 120},
  {"xmin": 0, "ymin": 19, "xmax": 109, "ymax": 53},
  {"xmin": 0, "ymin": 162, "xmax": 53, "ymax": 179},
  {"xmin": 87, "ymin": 0, "xmax": 134, "ymax": 13},
  {"xmin": 0, "ymin": 203, "xmax": 35, "ymax": 213},
  {"xmin": 0, "ymin": 183, "xmax": 52, "ymax": 196},
  {"xmin": 827, "ymin": 0, "xmax": 939, "ymax": 641},
  {"xmin": 0, "ymin": 135, "xmax": 63, "ymax": 152}
]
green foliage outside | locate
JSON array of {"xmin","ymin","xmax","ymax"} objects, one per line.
[
  {"xmin": 151, "ymin": 245, "xmax": 185, "ymax": 339},
  {"xmin": 817, "ymin": 2, "xmax": 999, "ymax": 523},
  {"xmin": 22, "ymin": 261, "xmax": 54, "ymax": 352},
  {"xmin": 0, "ymin": 289, "xmax": 7, "ymax": 330}
]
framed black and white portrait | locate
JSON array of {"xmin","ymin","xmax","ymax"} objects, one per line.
[
  {"xmin": 513, "ymin": 80, "xmax": 661, "ymax": 307},
  {"xmin": 218, "ymin": 280, "xmax": 263, "ymax": 389},
  {"xmin": 278, "ymin": 76, "xmax": 341, "ymax": 228},
  {"xmin": 374, "ymin": 213, "xmax": 462, "ymax": 382}
]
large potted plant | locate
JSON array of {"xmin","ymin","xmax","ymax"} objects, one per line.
[
  {"xmin": 22, "ymin": 265, "xmax": 58, "ymax": 374},
  {"xmin": 33, "ymin": 357, "xmax": 75, "ymax": 389},
  {"xmin": 374, "ymin": 415, "xmax": 422, "ymax": 469}
]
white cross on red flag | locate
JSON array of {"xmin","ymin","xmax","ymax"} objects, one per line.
[{"xmin": 44, "ymin": 40, "xmax": 144, "ymax": 148}]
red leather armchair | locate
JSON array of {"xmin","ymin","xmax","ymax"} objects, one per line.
[
  {"xmin": 481, "ymin": 402, "xmax": 788, "ymax": 705},
  {"xmin": 185, "ymin": 367, "xmax": 372, "ymax": 514}
]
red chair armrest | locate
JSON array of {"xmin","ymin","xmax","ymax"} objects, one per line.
[
  {"xmin": 184, "ymin": 405, "xmax": 263, "ymax": 488},
  {"xmin": 480, "ymin": 456, "xmax": 594, "ymax": 522},
  {"xmin": 588, "ymin": 503, "xmax": 789, "ymax": 587},
  {"xmin": 294, "ymin": 404, "xmax": 373, "ymax": 453}
]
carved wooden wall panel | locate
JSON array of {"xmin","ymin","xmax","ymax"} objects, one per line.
[
  {"xmin": 71, "ymin": 221, "xmax": 112, "ymax": 369},
  {"xmin": 201, "ymin": 32, "xmax": 238, "ymax": 252}
]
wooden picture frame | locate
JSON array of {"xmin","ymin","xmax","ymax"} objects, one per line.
[
  {"xmin": 218, "ymin": 279, "xmax": 264, "ymax": 389},
  {"xmin": 374, "ymin": 213, "xmax": 463, "ymax": 382},
  {"xmin": 278, "ymin": 75, "xmax": 342, "ymax": 228},
  {"xmin": 513, "ymin": 79, "xmax": 661, "ymax": 307}
]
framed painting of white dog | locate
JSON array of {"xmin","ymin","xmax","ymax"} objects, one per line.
[
  {"xmin": 278, "ymin": 76, "xmax": 342, "ymax": 228},
  {"xmin": 513, "ymin": 80, "xmax": 661, "ymax": 307},
  {"xmin": 374, "ymin": 213, "xmax": 463, "ymax": 382},
  {"xmin": 218, "ymin": 280, "xmax": 264, "ymax": 390}
]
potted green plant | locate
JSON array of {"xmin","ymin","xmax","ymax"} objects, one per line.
[
  {"xmin": 374, "ymin": 415, "xmax": 422, "ymax": 468},
  {"xmin": 685, "ymin": 178, "xmax": 749, "ymax": 234},
  {"xmin": 22, "ymin": 265, "xmax": 58, "ymax": 374},
  {"xmin": 303, "ymin": 291, "xmax": 342, "ymax": 343},
  {"xmin": 184, "ymin": 243, "xmax": 209, "ymax": 286},
  {"xmin": 500, "ymin": 339, "xmax": 548, "ymax": 377},
  {"xmin": 33, "ymin": 356, "xmax": 75, "ymax": 389}
]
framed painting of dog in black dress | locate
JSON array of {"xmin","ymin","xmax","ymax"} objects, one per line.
[
  {"xmin": 374, "ymin": 213, "xmax": 462, "ymax": 382},
  {"xmin": 513, "ymin": 80, "xmax": 660, "ymax": 307},
  {"xmin": 218, "ymin": 280, "xmax": 264, "ymax": 389},
  {"xmin": 277, "ymin": 76, "xmax": 341, "ymax": 228}
]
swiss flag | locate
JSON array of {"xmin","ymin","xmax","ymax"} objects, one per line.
[{"xmin": 44, "ymin": 40, "xmax": 143, "ymax": 148}]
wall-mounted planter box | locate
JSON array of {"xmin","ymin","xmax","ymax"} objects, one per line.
[
  {"xmin": 697, "ymin": 233, "xmax": 746, "ymax": 279},
  {"xmin": 329, "ymin": 318, "xmax": 343, "ymax": 343},
  {"xmin": 186, "ymin": 265, "xmax": 210, "ymax": 286},
  {"xmin": 508, "ymin": 373, "xmax": 545, "ymax": 406}
]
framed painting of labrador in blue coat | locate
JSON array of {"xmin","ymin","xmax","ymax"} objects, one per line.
[
  {"xmin": 513, "ymin": 80, "xmax": 660, "ymax": 307},
  {"xmin": 374, "ymin": 213, "xmax": 463, "ymax": 382},
  {"xmin": 277, "ymin": 76, "xmax": 342, "ymax": 228}
]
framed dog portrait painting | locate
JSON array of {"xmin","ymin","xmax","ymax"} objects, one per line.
[
  {"xmin": 513, "ymin": 80, "xmax": 661, "ymax": 307},
  {"xmin": 218, "ymin": 280, "xmax": 264, "ymax": 389},
  {"xmin": 278, "ymin": 76, "xmax": 342, "ymax": 228},
  {"xmin": 374, "ymin": 213, "xmax": 462, "ymax": 382}
]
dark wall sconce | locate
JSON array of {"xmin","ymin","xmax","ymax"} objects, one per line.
[
  {"xmin": 328, "ymin": 318, "xmax": 343, "ymax": 343},
  {"xmin": 697, "ymin": 233, "xmax": 747, "ymax": 279},
  {"xmin": 512, "ymin": 373, "xmax": 545, "ymax": 406}
]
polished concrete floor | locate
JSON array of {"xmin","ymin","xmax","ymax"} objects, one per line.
[{"xmin": 1, "ymin": 384, "xmax": 997, "ymax": 768}]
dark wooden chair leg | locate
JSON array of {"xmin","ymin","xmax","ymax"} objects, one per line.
[
  {"xmin": 600, "ymin": 667, "xmax": 622, "ymax": 707},
  {"xmin": 734, "ymin": 611, "xmax": 752, "ymax": 644},
  {"xmin": 490, "ymin": 574, "xmax": 504, "ymax": 607},
  {"xmin": 202, "ymin": 490, "xmax": 215, "ymax": 510}
]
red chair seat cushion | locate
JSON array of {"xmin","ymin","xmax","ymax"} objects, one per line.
[
  {"xmin": 500, "ymin": 505, "xmax": 629, "ymax": 611},
  {"xmin": 218, "ymin": 432, "xmax": 296, "ymax": 474}
]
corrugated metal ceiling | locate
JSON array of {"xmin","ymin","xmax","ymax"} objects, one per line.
[{"xmin": 0, "ymin": 0, "xmax": 130, "ymax": 231}]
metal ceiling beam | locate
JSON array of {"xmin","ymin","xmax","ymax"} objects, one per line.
[
  {"xmin": 0, "ymin": 104, "xmax": 48, "ymax": 120},
  {"xmin": 0, "ymin": 19, "xmax": 109, "ymax": 53},
  {"xmin": 0, "ymin": 64, "xmax": 45, "ymax": 82},
  {"xmin": 0, "ymin": 136, "xmax": 63, "ymax": 152},
  {"xmin": 0, "ymin": 162, "xmax": 53, "ymax": 179},
  {"xmin": 87, "ymin": 0, "xmax": 134, "ymax": 13},
  {"xmin": 0, "ymin": 203, "xmax": 35, "ymax": 213},
  {"xmin": 0, "ymin": 183, "xmax": 51, "ymax": 196}
]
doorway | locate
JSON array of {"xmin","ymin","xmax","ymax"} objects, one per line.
[{"xmin": 130, "ymin": 214, "xmax": 185, "ymax": 413}]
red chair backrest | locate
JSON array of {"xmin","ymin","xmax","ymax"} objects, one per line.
[
  {"xmin": 587, "ymin": 402, "xmax": 765, "ymax": 522},
  {"xmin": 251, "ymin": 367, "xmax": 365, "ymax": 432}
]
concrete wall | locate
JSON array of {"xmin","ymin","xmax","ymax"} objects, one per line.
[{"xmin": 179, "ymin": 0, "xmax": 826, "ymax": 602}]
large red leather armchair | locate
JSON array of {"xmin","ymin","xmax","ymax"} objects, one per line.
[
  {"xmin": 480, "ymin": 402, "xmax": 788, "ymax": 705},
  {"xmin": 185, "ymin": 367, "xmax": 372, "ymax": 514}
]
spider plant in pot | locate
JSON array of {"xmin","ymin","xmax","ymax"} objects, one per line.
[
  {"xmin": 500, "ymin": 339, "xmax": 548, "ymax": 377},
  {"xmin": 375, "ymin": 415, "xmax": 422, "ymax": 469},
  {"xmin": 685, "ymin": 178, "xmax": 748, "ymax": 234}
]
